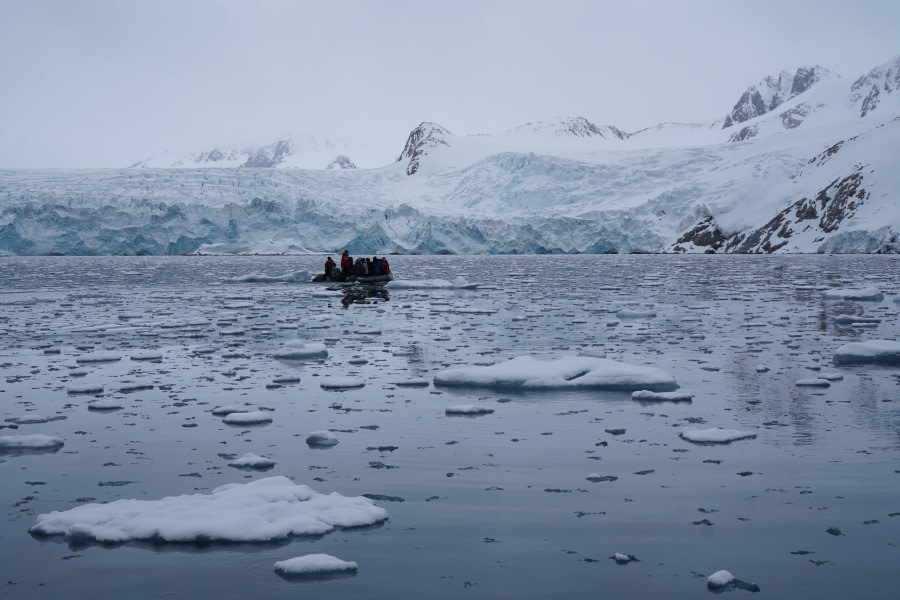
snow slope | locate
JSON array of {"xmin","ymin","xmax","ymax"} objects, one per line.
[{"xmin": 1, "ymin": 56, "xmax": 898, "ymax": 255}]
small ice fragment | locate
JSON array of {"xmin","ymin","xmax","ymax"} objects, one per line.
[
  {"xmin": 211, "ymin": 405, "xmax": 251, "ymax": 416},
  {"xmin": 273, "ymin": 341, "xmax": 328, "ymax": 360},
  {"xmin": 445, "ymin": 405, "xmax": 494, "ymax": 416},
  {"xmin": 66, "ymin": 384, "xmax": 104, "ymax": 395},
  {"xmin": 0, "ymin": 434, "xmax": 64, "ymax": 450},
  {"xmin": 75, "ymin": 351, "xmax": 122, "ymax": 363},
  {"xmin": 616, "ymin": 309, "xmax": 656, "ymax": 319},
  {"xmin": 306, "ymin": 430, "xmax": 339, "ymax": 447},
  {"xmin": 631, "ymin": 390, "xmax": 693, "ymax": 402},
  {"xmin": 6, "ymin": 415, "xmax": 50, "ymax": 425},
  {"xmin": 821, "ymin": 287, "xmax": 884, "ymax": 301},
  {"xmin": 394, "ymin": 378, "xmax": 429, "ymax": 387},
  {"xmin": 87, "ymin": 399, "xmax": 123, "ymax": 410},
  {"xmin": 228, "ymin": 453, "xmax": 276, "ymax": 469},
  {"xmin": 321, "ymin": 377, "xmax": 365, "ymax": 390},
  {"xmin": 707, "ymin": 570, "xmax": 735, "ymax": 588},
  {"xmin": 130, "ymin": 351, "xmax": 163, "ymax": 361},
  {"xmin": 274, "ymin": 554, "xmax": 358, "ymax": 576},
  {"xmin": 222, "ymin": 411, "xmax": 273, "ymax": 425},
  {"xmin": 795, "ymin": 378, "xmax": 830, "ymax": 387},
  {"xmin": 755, "ymin": 365, "xmax": 770, "ymax": 373},
  {"xmin": 680, "ymin": 428, "xmax": 756, "ymax": 444}
]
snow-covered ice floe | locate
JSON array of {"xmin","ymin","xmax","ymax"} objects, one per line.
[
  {"xmin": 30, "ymin": 476, "xmax": 388, "ymax": 543},
  {"xmin": 834, "ymin": 314, "xmax": 881, "ymax": 325},
  {"xmin": 211, "ymin": 405, "xmax": 252, "ymax": 416},
  {"xmin": 393, "ymin": 378, "xmax": 430, "ymax": 387},
  {"xmin": 228, "ymin": 453, "xmax": 276, "ymax": 469},
  {"xmin": 631, "ymin": 390, "xmax": 693, "ymax": 402},
  {"xmin": 224, "ymin": 270, "xmax": 314, "ymax": 284},
  {"xmin": 66, "ymin": 384, "xmax": 104, "ymax": 395},
  {"xmin": 75, "ymin": 351, "xmax": 122, "ymax": 363},
  {"xmin": 87, "ymin": 399, "xmax": 123, "ymax": 410},
  {"xmin": 222, "ymin": 411, "xmax": 273, "ymax": 425},
  {"xmin": 433, "ymin": 356, "xmax": 677, "ymax": 391},
  {"xmin": 680, "ymin": 428, "xmax": 757, "ymax": 444},
  {"xmin": 320, "ymin": 377, "xmax": 365, "ymax": 390},
  {"xmin": 616, "ymin": 309, "xmax": 657, "ymax": 319},
  {"xmin": 833, "ymin": 340, "xmax": 900, "ymax": 366},
  {"xmin": 306, "ymin": 430, "xmax": 339, "ymax": 447},
  {"xmin": 274, "ymin": 554, "xmax": 358, "ymax": 577},
  {"xmin": 707, "ymin": 569, "xmax": 760, "ymax": 592},
  {"xmin": 130, "ymin": 350, "xmax": 163, "ymax": 361},
  {"xmin": 5, "ymin": 415, "xmax": 51, "ymax": 425},
  {"xmin": 821, "ymin": 287, "xmax": 884, "ymax": 301},
  {"xmin": 272, "ymin": 340, "xmax": 328, "ymax": 360},
  {"xmin": 795, "ymin": 378, "xmax": 830, "ymax": 387},
  {"xmin": 0, "ymin": 434, "xmax": 64, "ymax": 451},
  {"xmin": 386, "ymin": 276, "xmax": 477, "ymax": 290},
  {"xmin": 445, "ymin": 404, "xmax": 494, "ymax": 416}
]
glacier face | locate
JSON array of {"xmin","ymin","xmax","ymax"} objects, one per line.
[{"xmin": 1, "ymin": 58, "xmax": 899, "ymax": 256}]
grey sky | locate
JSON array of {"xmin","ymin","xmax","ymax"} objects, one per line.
[{"xmin": 2, "ymin": 0, "xmax": 898, "ymax": 167}]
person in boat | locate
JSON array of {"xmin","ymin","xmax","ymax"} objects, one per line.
[
  {"xmin": 371, "ymin": 256, "xmax": 382, "ymax": 276},
  {"xmin": 340, "ymin": 250, "xmax": 352, "ymax": 277},
  {"xmin": 324, "ymin": 256, "xmax": 335, "ymax": 280},
  {"xmin": 381, "ymin": 257, "xmax": 390, "ymax": 274}
]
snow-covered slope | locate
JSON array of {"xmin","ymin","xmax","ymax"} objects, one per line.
[{"xmin": 1, "ymin": 56, "xmax": 898, "ymax": 256}]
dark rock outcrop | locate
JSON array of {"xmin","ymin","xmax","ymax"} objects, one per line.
[
  {"xmin": 397, "ymin": 122, "xmax": 451, "ymax": 175},
  {"xmin": 723, "ymin": 66, "xmax": 836, "ymax": 129}
]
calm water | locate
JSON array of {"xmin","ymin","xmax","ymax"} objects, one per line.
[{"xmin": 1, "ymin": 255, "xmax": 898, "ymax": 599}]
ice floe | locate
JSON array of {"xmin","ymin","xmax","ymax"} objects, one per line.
[
  {"xmin": 393, "ymin": 378, "xmax": 430, "ymax": 387},
  {"xmin": 631, "ymin": 390, "xmax": 693, "ymax": 402},
  {"xmin": 433, "ymin": 355, "xmax": 677, "ymax": 391},
  {"xmin": 87, "ymin": 399, "xmax": 123, "ymax": 410},
  {"xmin": 707, "ymin": 569, "xmax": 760, "ymax": 592},
  {"xmin": 795, "ymin": 378, "xmax": 830, "ymax": 387},
  {"xmin": 130, "ymin": 350, "xmax": 163, "ymax": 361},
  {"xmin": 680, "ymin": 428, "xmax": 757, "ymax": 444},
  {"xmin": 445, "ymin": 405, "xmax": 495, "ymax": 415},
  {"xmin": 0, "ymin": 434, "xmax": 64, "ymax": 451},
  {"xmin": 320, "ymin": 377, "xmax": 366, "ymax": 390},
  {"xmin": 833, "ymin": 340, "xmax": 900, "ymax": 365},
  {"xmin": 821, "ymin": 287, "xmax": 884, "ymax": 301},
  {"xmin": 224, "ymin": 270, "xmax": 314, "ymax": 284},
  {"xmin": 5, "ymin": 415, "xmax": 51, "ymax": 425},
  {"xmin": 387, "ymin": 276, "xmax": 477, "ymax": 290},
  {"xmin": 228, "ymin": 453, "xmax": 276, "ymax": 469},
  {"xmin": 272, "ymin": 340, "xmax": 328, "ymax": 360},
  {"xmin": 306, "ymin": 430, "xmax": 339, "ymax": 447},
  {"xmin": 211, "ymin": 405, "xmax": 251, "ymax": 416},
  {"xmin": 222, "ymin": 411, "xmax": 273, "ymax": 425},
  {"xmin": 30, "ymin": 476, "xmax": 388, "ymax": 543},
  {"xmin": 75, "ymin": 351, "xmax": 122, "ymax": 363},
  {"xmin": 834, "ymin": 315, "xmax": 881, "ymax": 325},
  {"xmin": 66, "ymin": 383, "xmax": 104, "ymax": 395},
  {"xmin": 616, "ymin": 308, "xmax": 657, "ymax": 319},
  {"xmin": 274, "ymin": 554, "xmax": 358, "ymax": 577}
]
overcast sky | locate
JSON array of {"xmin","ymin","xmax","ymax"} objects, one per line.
[{"xmin": 1, "ymin": 0, "xmax": 898, "ymax": 167}]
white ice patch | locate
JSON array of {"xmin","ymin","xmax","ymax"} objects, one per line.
[
  {"xmin": 87, "ymin": 399, "xmax": 123, "ymax": 410},
  {"xmin": 393, "ymin": 378, "xmax": 430, "ymax": 387},
  {"xmin": 707, "ymin": 570, "xmax": 735, "ymax": 587},
  {"xmin": 680, "ymin": 428, "xmax": 757, "ymax": 444},
  {"xmin": 222, "ymin": 411, "xmax": 272, "ymax": 425},
  {"xmin": 834, "ymin": 340, "xmax": 900, "ymax": 365},
  {"xmin": 306, "ymin": 430, "xmax": 339, "ymax": 447},
  {"xmin": 0, "ymin": 434, "xmax": 64, "ymax": 450},
  {"xmin": 834, "ymin": 314, "xmax": 881, "ymax": 325},
  {"xmin": 445, "ymin": 404, "xmax": 494, "ymax": 415},
  {"xmin": 272, "ymin": 340, "xmax": 328, "ymax": 360},
  {"xmin": 6, "ymin": 415, "xmax": 50, "ymax": 425},
  {"xmin": 616, "ymin": 308, "xmax": 657, "ymax": 319},
  {"xmin": 631, "ymin": 390, "xmax": 693, "ymax": 402},
  {"xmin": 821, "ymin": 287, "xmax": 884, "ymax": 301},
  {"xmin": 66, "ymin": 383, "xmax": 104, "ymax": 395},
  {"xmin": 30, "ymin": 476, "xmax": 388, "ymax": 543},
  {"xmin": 387, "ymin": 277, "xmax": 477, "ymax": 290},
  {"xmin": 433, "ymin": 355, "xmax": 677, "ymax": 391},
  {"xmin": 795, "ymin": 378, "xmax": 830, "ymax": 387},
  {"xmin": 224, "ymin": 270, "xmax": 314, "ymax": 284},
  {"xmin": 228, "ymin": 453, "xmax": 276, "ymax": 469},
  {"xmin": 211, "ymin": 405, "xmax": 251, "ymax": 416},
  {"xmin": 274, "ymin": 554, "xmax": 358, "ymax": 576},
  {"xmin": 75, "ymin": 351, "xmax": 122, "ymax": 363},
  {"xmin": 130, "ymin": 350, "xmax": 163, "ymax": 361},
  {"xmin": 320, "ymin": 377, "xmax": 365, "ymax": 390}
]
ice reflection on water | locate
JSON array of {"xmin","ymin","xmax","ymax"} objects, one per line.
[{"xmin": 0, "ymin": 254, "xmax": 898, "ymax": 600}]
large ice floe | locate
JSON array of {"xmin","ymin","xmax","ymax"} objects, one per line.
[
  {"xmin": 0, "ymin": 434, "xmax": 65, "ymax": 451},
  {"xmin": 433, "ymin": 356, "xmax": 677, "ymax": 391},
  {"xmin": 272, "ymin": 340, "xmax": 328, "ymax": 360},
  {"xmin": 821, "ymin": 287, "xmax": 884, "ymax": 301},
  {"xmin": 224, "ymin": 270, "xmax": 314, "ymax": 284},
  {"xmin": 679, "ymin": 428, "xmax": 757, "ymax": 444},
  {"xmin": 386, "ymin": 276, "xmax": 478, "ymax": 290},
  {"xmin": 29, "ymin": 476, "xmax": 388, "ymax": 544},
  {"xmin": 833, "ymin": 340, "xmax": 900, "ymax": 365}
]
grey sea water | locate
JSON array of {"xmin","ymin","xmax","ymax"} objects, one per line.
[{"xmin": 1, "ymin": 254, "xmax": 898, "ymax": 599}]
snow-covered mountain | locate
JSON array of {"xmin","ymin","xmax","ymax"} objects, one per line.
[
  {"xmin": 1, "ymin": 55, "xmax": 899, "ymax": 256},
  {"xmin": 721, "ymin": 66, "xmax": 839, "ymax": 128},
  {"xmin": 130, "ymin": 133, "xmax": 366, "ymax": 170}
]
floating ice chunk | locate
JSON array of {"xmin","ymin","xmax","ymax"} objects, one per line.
[
  {"xmin": 66, "ymin": 383, "xmax": 104, "ymax": 395},
  {"xmin": 211, "ymin": 405, "xmax": 251, "ymax": 416},
  {"xmin": 817, "ymin": 372, "xmax": 843, "ymax": 381},
  {"xmin": 306, "ymin": 430, "xmax": 339, "ymax": 447},
  {"xmin": 88, "ymin": 399, "xmax": 123, "ymax": 410},
  {"xmin": 222, "ymin": 411, "xmax": 272, "ymax": 425},
  {"xmin": 434, "ymin": 356, "xmax": 677, "ymax": 392},
  {"xmin": 68, "ymin": 368, "xmax": 90, "ymax": 377},
  {"xmin": 834, "ymin": 315, "xmax": 881, "ymax": 325},
  {"xmin": 273, "ymin": 340, "xmax": 328, "ymax": 360},
  {"xmin": 228, "ymin": 453, "xmax": 276, "ymax": 469},
  {"xmin": 612, "ymin": 553, "xmax": 638, "ymax": 564},
  {"xmin": 130, "ymin": 350, "xmax": 163, "ymax": 361},
  {"xmin": 75, "ymin": 351, "xmax": 122, "ymax": 363},
  {"xmin": 707, "ymin": 570, "xmax": 735, "ymax": 588},
  {"xmin": 321, "ymin": 377, "xmax": 365, "ymax": 390},
  {"xmin": 387, "ymin": 277, "xmax": 477, "ymax": 290},
  {"xmin": 224, "ymin": 270, "xmax": 315, "ymax": 284},
  {"xmin": 6, "ymin": 415, "xmax": 50, "ymax": 425},
  {"xmin": 274, "ymin": 554, "xmax": 358, "ymax": 577},
  {"xmin": 821, "ymin": 287, "xmax": 884, "ymax": 301},
  {"xmin": 0, "ymin": 434, "xmax": 64, "ymax": 451},
  {"xmin": 445, "ymin": 405, "xmax": 494, "ymax": 415},
  {"xmin": 631, "ymin": 390, "xmax": 693, "ymax": 402},
  {"xmin": 271, "ymin": 375, "xmax": 302, "ymax": 384},
  {"xmin": 795, "ymin": 378, "xmax": 830, "ymax": 387},
  {"xmin": 680, "ymin": 428, "xmax": 756, "ymax": 444},
  {"xmin": 755, "ymin": 365, "xmax": 770, "ymax": 373},
  {"xmin": 117, "ymin": 382, "xmax": 155, "ymax": 393},
  {"xmin": 219, "ymin": 328, "xmax": 245, "ymax": 336},
  {"xmin": 394, "ymin": 378, "xmax": 430, "ymax": 387},
  {"xmin": 616, "ymin": 309, "xmax": 657, "ymax": 319},
  {"xmin": 834, "ymin": 340, "xmax": 900, "ymax": 366},
  {"xmin": 30, "ymin": 476, "xmax": 388, "ymax": 543}
]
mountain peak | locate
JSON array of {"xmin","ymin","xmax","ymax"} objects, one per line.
[
  {"xmin": 850, "ymin": 54, "xmax": 900, "ymax": 118},
  {"xmin": 510, "ymin": 117, "xmax": 628, "ymax": 140},
  {"xmin": 326, "ymin": 155, "xmax": 357, "ymax": 170},
  {"xmin": 723, "ymin": 66, "xmax": 838, "ymax": 128},
  {"xmin": 397, "ymin": 122, "xmax": 452, "ymax": 175}
]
